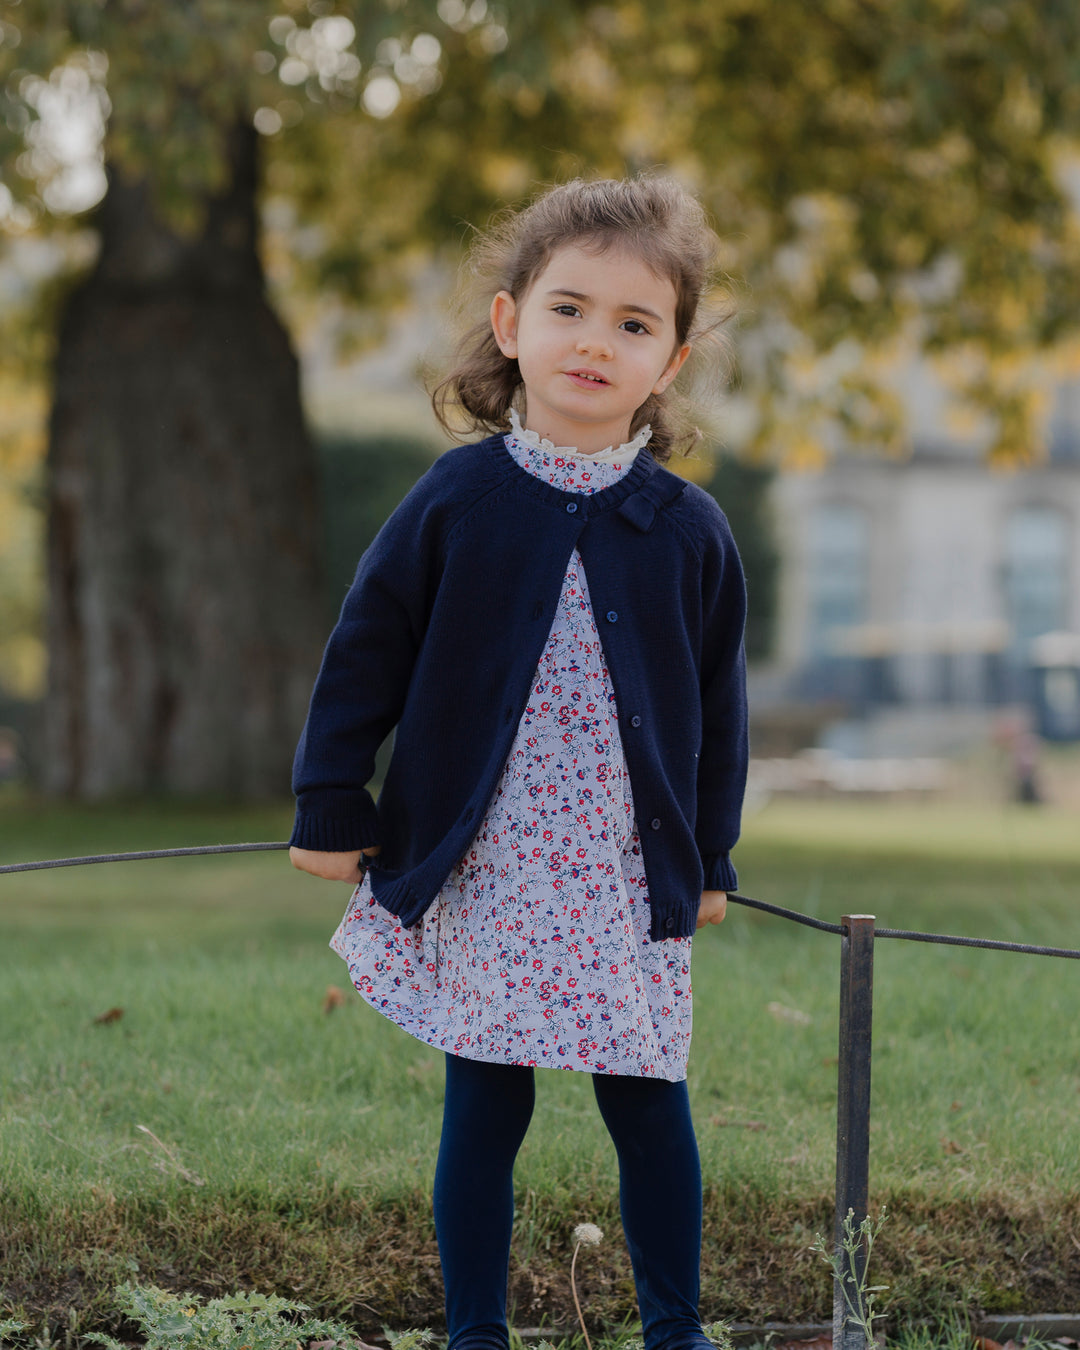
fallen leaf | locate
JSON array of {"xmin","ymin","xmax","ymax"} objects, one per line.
[
  {"xmin": 767, "ymin": 1001, "xmax": 812, "ymax": 1026},
  {"xmin": 322, "ymin": 986, "xmax": 347, "ymax": 1014},
  {"xmin": 942, "ymin": 1138, "xmax": 964, "ymax": 1155},
  {"xmin": 93, "ymin": 1007, "xmax": 124, "ymax": 1024},
  {"xmin": 972, "ymin": 1339, "xmax": 1003, "ymax": 1350},
  {"xmin": 775, "ymin": 1336, "xmax": 832, "ymax": 1350},
  {"xmin": 950, "ymin": 1101, "xmax": 962, "ymax": 1112}
]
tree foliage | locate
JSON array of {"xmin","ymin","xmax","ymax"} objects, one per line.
[{"xmin": 3, "ymin": 0, "xmax": 1080, "ymax": 462}]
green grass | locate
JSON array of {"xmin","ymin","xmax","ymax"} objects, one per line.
[{"xmin": 2, "ymin": 793, "xmax": 1079, "ymax": 1344}]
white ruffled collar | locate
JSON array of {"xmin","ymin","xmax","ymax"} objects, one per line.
[{"xmin": 507, "ymin": 408, "xmax": 652, "ymax": 465}]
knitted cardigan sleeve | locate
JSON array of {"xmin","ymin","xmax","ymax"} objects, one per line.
[
  {"xmin": 693, "ymin": 498, "xmax": 749, "ymax": 891},
  {"xmin": 288, "ymin": 465, "xmax": 451, "ymax": 853}
]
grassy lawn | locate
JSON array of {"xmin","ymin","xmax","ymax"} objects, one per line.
[{"xmin": 1, "ymin": 791, "xmax": 1079, "ymax": 1343}]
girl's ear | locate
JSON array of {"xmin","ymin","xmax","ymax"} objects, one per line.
[
  {"xmin": 490, "ymin": 290, "xmax": 519, "ymax": 358},
  {"xmin": 652, "ymin": 341, "xmax": 692, "ymax": 396}
]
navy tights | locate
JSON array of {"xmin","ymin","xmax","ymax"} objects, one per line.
[{"xmin": 433, "ymin": 1054, "xmax": 708, "ymax": 1350}]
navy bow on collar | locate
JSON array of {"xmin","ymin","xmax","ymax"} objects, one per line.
[{"xmin": 617, "ymin": 471, "xmax": 688, "ymax": 532}]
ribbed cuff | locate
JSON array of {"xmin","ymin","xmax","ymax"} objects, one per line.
[
  {"xmin": 701, "ymin": 851, "xmax": 738, "ymax": 892},
  {"xmin": 649, "ymin": 902, "xmax": 698, "ymax": 942},
  {"xmin": 289, "ymin": 789, "xmax": 378, "ymax": 852}
]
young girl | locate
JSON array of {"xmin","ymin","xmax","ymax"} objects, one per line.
[{"xmin": 289, "ymin": 175, "xmax": 749, "ymax": 1350}]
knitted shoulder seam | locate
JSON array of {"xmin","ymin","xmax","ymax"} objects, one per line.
[
  {"xmin": 426, "ymin": 443, "xmax": 517, "ymax": 545},
  {"xmin": 657, "ymin": 486, "xmax": 710, "ymax": 565},
  {"xmin": 444, "ymin": 472, "xmax": 528, "ymax": 545},
  {"xmin": 662, "ymin": 480, "xmax": 734, "ymax": 566}
]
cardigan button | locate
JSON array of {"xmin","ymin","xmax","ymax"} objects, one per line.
[
  {"xmin": 665, "ymin": 917, "xmax": 675, "ymax": 929},
  {"xmin": 650, "ymin": 817, "xmax": 661, "ymax": 830},
  {"xmin": 566, "ymin": 501, "xmax": 578, "ymax": 513},
  {"xmin": 606, "ymin": 610, "xmax": 618, "ymax": 623},
  {"xmin": 630, "ymin": 715, "xmax": 642, "ymax": 728}
]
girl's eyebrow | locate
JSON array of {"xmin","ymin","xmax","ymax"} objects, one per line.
[{"xmin": 545, "ymin": 288, "xmax": 665, "ymax": 324}]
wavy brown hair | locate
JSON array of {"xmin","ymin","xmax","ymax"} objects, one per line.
[{"xmin": 431, "ymin": 174, "xmax": 736, "ymax": 463}]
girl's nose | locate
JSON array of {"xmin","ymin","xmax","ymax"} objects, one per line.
[{"xmin": 576, "ymin": 328, "xmax": 612, "ymax": 359}]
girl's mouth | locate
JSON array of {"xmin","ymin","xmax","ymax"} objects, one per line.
[{"xmin": 565, "ymin": 370, "xmax": 610, "ymax": 388}]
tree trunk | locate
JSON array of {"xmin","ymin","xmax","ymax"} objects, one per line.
[{"xmin": 44, "ymin": 121, "xmax": 325, "ymax": 799}]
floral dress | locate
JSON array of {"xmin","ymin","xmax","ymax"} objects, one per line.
[{"xmin": 330, "ymin": 413, "xmax": 694, "ymax": 1081}]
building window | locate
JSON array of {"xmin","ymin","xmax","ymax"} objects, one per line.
[
  {"xmin": 808, "ymin": 503, "xmax": 868, "ymax": 659},
  {"xmin": 1003, "ymin": 506, "xmax": 1069, "ymax": 659}
]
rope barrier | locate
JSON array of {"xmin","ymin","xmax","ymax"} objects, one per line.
[
  {"xmin": 2, "ymin": 842, "xmax": 1079, "ymax": 961},
  {"xmin": 0, "ymin": 842, "xmax": 289, "ymax": 874},
  {"xmin": 726, "ymin": 891, "xmax": 845, "ymax": 935},
  {"xmin": 874, "ymin": 925, "xmax": 1080, "ymax": 960},
  {"xmin": 724, "ymin": 893, "xmax": 1080, "ymax": 960}
]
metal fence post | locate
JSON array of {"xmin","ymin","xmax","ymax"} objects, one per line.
[{"xmin": 834, "ymin": 914, "xmax": 875, "ymax": 1350}]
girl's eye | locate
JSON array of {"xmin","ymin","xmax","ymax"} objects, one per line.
[
  {"xmin": 621, "ymin": 319, "xmax": 651, "ymax": 335},
  {"xmin": 552, "ymin": 304, "xmax": 581, "ymax": 318}
]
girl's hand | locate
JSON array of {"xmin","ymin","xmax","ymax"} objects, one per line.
[
  {"xmin": 289, "ymin": 845, "xmax": 380, "ymax": 883},
  {"xmin": 696, "ymin": 890, "xmax": 728, "ymax": 929}
]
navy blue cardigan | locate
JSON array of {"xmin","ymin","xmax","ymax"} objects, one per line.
[{"xmin": 289, "ymin": 433, "xmax": 748, "ymax": 942}]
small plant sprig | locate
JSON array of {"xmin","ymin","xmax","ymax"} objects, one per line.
[
  {"xmin": 701, "ymin": 1321, "xmax": 734, "ymax": 1350},
  {"xmin": 570, "ymin": 1222, "xmax": 604, "ymax": 1350},
  {"xmin": 810, "ymin": 1205, "xmax": 889, "ymax": 1343},
  {"xmin": 383, "ymin": 1331, "xmax": 437, "ymax": 1350},
  {"xmin": 81, "ymin": 1282, "xmax": 362, "ymax": 1350}
]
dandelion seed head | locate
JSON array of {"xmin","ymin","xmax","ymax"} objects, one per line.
[{"xmin": 573, "ymin": 1222, "xmax": 603, "ymax": 1246}]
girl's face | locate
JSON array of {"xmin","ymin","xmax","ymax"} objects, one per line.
[{"xmin": 490, "ymin": 242, "xmax": 691, "ymax": 456}]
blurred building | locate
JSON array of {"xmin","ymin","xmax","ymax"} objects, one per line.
[{"xmin": 765, "ymin": 372, "xmax": 1080, "ymax": 745}]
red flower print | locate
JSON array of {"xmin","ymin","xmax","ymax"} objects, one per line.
[{"xmin": 328, "ymin": 501, "xmax": 692, "ymax": 1081}]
